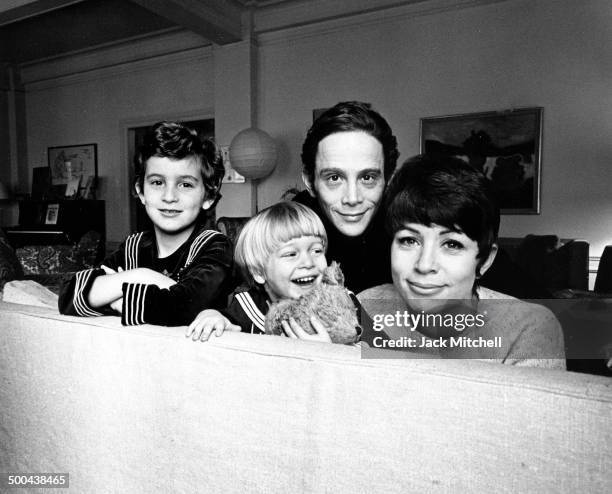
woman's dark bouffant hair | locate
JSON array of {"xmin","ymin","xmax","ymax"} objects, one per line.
[
  {"xmin": 385, "ymin": 154, "xmax": 500, "ymax": 264},
  {"xmin": 301, "ymin": 101, "xmax": 399, "ymax": 186},
  {"xmin": 134, "ymin": 121, "xmax": 224, "ymax": 202}
]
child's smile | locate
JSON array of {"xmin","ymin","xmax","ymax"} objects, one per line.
[
  {"xmin": 257, "ymin": 235, "xmax": 327, "ymax": 302},
  {"xmin": 158, "ymin": 209, "xmax": 182, "ymax": 217},
  {"xmin": 292, "ymin": 275, "xmax": 318, "ymax": 286}
]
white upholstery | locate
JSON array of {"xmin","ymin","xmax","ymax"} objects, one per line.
[{"xmin": 0, "ymin": 301, "xmax": 610, "ymax": 493}]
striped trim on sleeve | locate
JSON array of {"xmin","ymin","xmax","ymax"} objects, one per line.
[
  {"xmin": 123, "ymin": 232, "xmax": 144, "ymax": 270},
  {"xmin": 235, "ymin": 292, "xmax": 266, "ymax": 333},
  {"xmin": 184, "ymin": 230, "xmax": 222, "ymax": 268},
  {"xmin": 72, "ymin": 269, "xmax": 105, "ymax": 316},
  {"xmin": 121, "ymin": 283, "xmax": 150, "ymax": 326}
]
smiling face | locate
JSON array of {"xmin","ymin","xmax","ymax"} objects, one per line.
[
  {"xmin": 391, "ymin": 223, "xmax": 497, "ymax": 312},
  {"xmin": 303, "ymin": 131, "xmax": 385, "ymax": 237},
  {"xmin": 254, "ymin": 235, "xmax": 327, "ymax": 302},
  {"xmin": 136, "ymin": 156, "xmax": 213, "ymax": 247}
]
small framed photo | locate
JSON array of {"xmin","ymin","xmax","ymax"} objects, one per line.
[
  {"xmin": 65, "ymin": 176, "xmax": 81, "ymax": 198},
  {"xmin": 80, "ymin": 175, "xmax": 95, "ymax": 199},
  {"xmin": 45, "ymin": 203, "xmax": 60, "ymax": 225},
  {"xmin": 420, "ymin": 108, "xmax": 543, "ymax": 214},
  {"xmin": 48, "ymin": 143, "xmax": 98, "ymax": 187}
]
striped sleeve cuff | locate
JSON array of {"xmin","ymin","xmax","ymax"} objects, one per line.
[
  {"xmin": 73, "ymin": 269, "xmax": 105, "ymax": 317},
  {"xmin": 121, "ymin": 283, "xmax": 150, "ymax": 326},
  {"xmin": 234, "ymin": 292, "xmax": 266, "ymax": 333}
]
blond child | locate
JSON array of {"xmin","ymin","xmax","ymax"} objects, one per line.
[{"xmin": 186, "ymin": 201, "xmax": 334, "ymax": 342}]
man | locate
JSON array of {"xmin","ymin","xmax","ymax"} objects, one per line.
[
  {"xmin": 294, "ymin": 100, "xmax": 548, "ymax": 299},
  {"xmin": 294, "ymin": 101, "xmax": 398, "ymax": 293}
]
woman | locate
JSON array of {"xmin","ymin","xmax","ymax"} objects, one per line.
[{"xmin": 358, "ymin": 154, "xmax": 565, "ymax": 369}]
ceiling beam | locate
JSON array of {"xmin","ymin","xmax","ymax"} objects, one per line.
[
  {"xmin": 0, "ymin": 0, "xmax": 84, "ymax": 26},
  {"xmin": 130, "ymin": 0, "xmax": 243, "ymax": 45}
]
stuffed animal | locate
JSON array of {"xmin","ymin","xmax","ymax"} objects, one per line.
[{"xmin": 264, "ymin": 262, "xmax": 361, "ymax": 344}]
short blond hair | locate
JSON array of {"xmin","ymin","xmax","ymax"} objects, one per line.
[{"xmin": 234, "ymin": 201, "xmax": 327, "ymax": 284}]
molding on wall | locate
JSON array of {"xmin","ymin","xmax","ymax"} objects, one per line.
[
  {"xmin": 23, "ymin": 47, "xmax": 213, "ymax": 91},
  {"xmin": 21, "ymin": 29, "xmax": 212, "ymax": 89},
  {"xmin": 257, "ymin": 0, "xmax": 512, "ymax": 46},
  {"xmin": 253, "ymin": 0, "xmax": 421, "ymax": 32}
]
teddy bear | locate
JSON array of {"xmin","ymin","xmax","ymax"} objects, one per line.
[{"xmin": 264, "ymin": 262, "xmax": 361, "ymax": 344}]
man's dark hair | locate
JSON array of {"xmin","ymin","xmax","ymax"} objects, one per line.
[
  {"xmin": 385, "ymin": 154, "xmax": 500, "ymax": 266},
  {"xmin": 301, "ymin": 101, "xmax": 399, "ymax": 186},
  {"xmin": 134, "ymin": 121, "xmax": 224, "ymax": 202}
]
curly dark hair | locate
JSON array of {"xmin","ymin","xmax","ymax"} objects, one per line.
[
  {"xmin": 134, "ymin": 121, "xmax": 224, "ymax": 202},
  {"xmin": 301, "ymin": 101, "xmax": 399, "ymax": 186}
]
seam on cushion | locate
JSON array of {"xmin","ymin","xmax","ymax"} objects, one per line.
[{"xmin": 207, "ymin": 344, "xmax": 612, "ymax": 404}]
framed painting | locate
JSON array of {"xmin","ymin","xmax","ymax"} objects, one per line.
[
  {"xmin": 420, "ymin": 108, "xmax": 543, "ymax": 214},
  {"xmin": 48, "ymin": 143, "xmax": 98, "ymax": 187}
]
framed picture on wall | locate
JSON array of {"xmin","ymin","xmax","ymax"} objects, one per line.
[
  {"xmin": 48, "ymin": 143, "xmax": 98, "ymax": 187},
  {"xmin": 420, "ymin": 108, "xmax": 543, "ymax": 214}
]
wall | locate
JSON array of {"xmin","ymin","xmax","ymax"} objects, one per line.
[{"xmin": 256, "ymin": 0, "xmax": 612, "ymax": 257}]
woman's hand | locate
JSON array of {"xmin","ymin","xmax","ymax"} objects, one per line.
[
  {"xmin": 186, "ymin": 309, "xmax": 241, "ymax": 342},
  {"xmin": 281, "ymin": 316, "xmax": 332, "ymax": 343}
]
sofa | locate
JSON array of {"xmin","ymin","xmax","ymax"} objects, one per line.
[
  {"xmin": 1, "ymin": 301, "xmax": 610, "ymax": 493},
  {"xmin": 497, "ymin": 235, "xmax": 590, "ymax": 294},
  {"xmin": 0, "ymin": 227, "xmax": 102, "ymax": 294}
]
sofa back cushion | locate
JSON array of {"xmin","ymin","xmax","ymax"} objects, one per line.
[
  {"xmin": 15, "ymin": 230, "xmax": 100, "ymax": 275},
  {"xmin": 500, "ymin": 235, "xmax": 589, "ymax": 293}
]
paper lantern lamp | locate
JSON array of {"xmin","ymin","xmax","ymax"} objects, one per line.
[{"xmin": 229, "ymin": 128, "xmax": 277, "ymax": 180}]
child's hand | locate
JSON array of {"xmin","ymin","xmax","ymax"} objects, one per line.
[
  {"xmin": 101, "ymin": 265, "xmax": 123, "ymax": 275},
  {"xmin": 186, "ymin": 309, "xmax": 241, "ymax": 342},
  {"xmin": 101, "ymin": 266, "xmax": 175, "ymax": 288},
  {"xmin": 281, "ymin": 316, "xmax": 332, "ymax": 343},
  {"xmin": 89, "ymin": 266, "xmax": 175, "ymax": 308},
  {"xmin": 131, "ymin": 268, "xmax": 177, "ymax": 289},
  {"xmin": 109, "ymin": 297, "xmax": 123, "ymax": 314}
]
